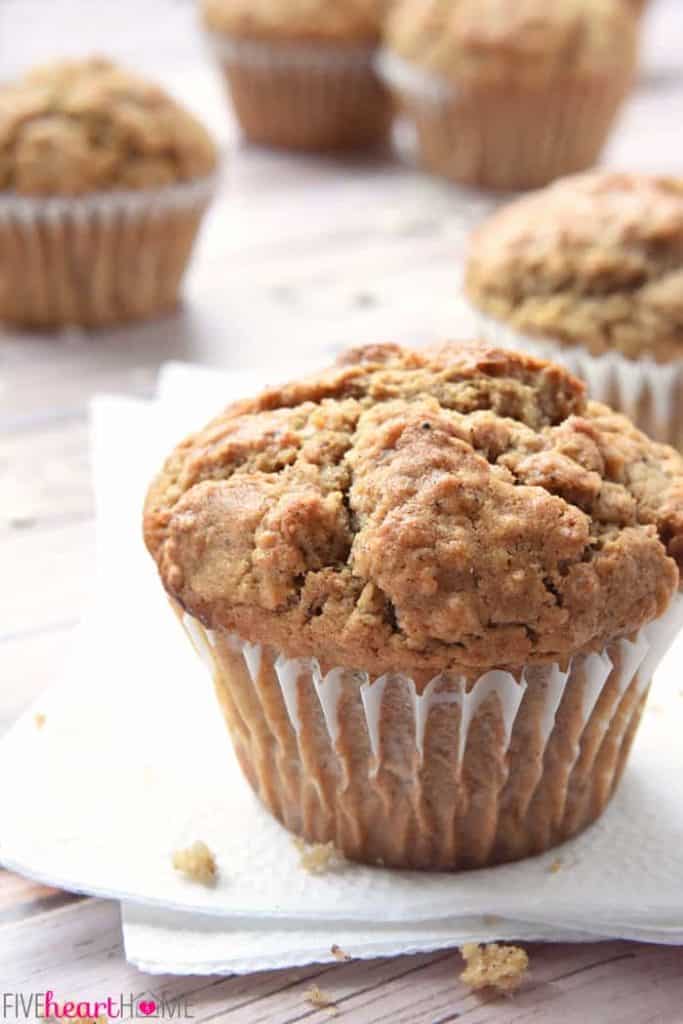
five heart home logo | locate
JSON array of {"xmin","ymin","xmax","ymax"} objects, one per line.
[{"xmin": 0, "ymin": 989, "xmax": 194, "ymax": 1020}]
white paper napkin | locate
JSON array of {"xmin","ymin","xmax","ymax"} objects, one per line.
[
  {"xmin": 122, "ymin": 905, "xmax": 598, "ymax": 976},
  {"xmin": 3, "ymin": 362, "xmax": 683, "ymax": 978}
]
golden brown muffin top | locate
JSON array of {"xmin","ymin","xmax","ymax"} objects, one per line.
[
  {"xmin": 0, "ymin": 58, "xmax": 217, "ymax": 196},
  {"xmin": 466, "ymin": 173, "xmax": 683, "ymax": 363},
  {"xmin": 145, "ymin": 342, "xmax": 683, "ymax": 680},
  {"xmin": 385, "ymin": 0, "xmax": 638, "ymax": 84},
  {"xmin": 201, "ymin": 0, "xmax": 390, "ymax": 43}
]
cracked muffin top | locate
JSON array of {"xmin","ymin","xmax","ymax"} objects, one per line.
[
  {"xmin": 144, "ymin": 342, "xmax": 683, "ymax": 681},
  {"xmin": 0, "ymin": 58, "xmax": 217, "ymax": 196},
  {"xmin": 201, "ymin": 0, "xmax": 390, "ymax": 43},
  {"xmin": 385, "ymin": 0, "xmax": 637, "ymax": 84},
  {"xmin": 465, "ymin": 173, "xmax": 683, "ymax": 363}
]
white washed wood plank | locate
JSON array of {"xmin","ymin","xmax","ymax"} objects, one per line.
[
  {"xmin": 0, "ymin": 521, "xmax": 94, "ymax": 639},
  {"xmin": 1, "ymin": 418, "xmax": 92, "ymax": 530}
]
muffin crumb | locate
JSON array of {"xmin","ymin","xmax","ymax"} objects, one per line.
[
  {"xmin": 304, "ymin": 985, "xmax": 336, "ymax": 1010},
  {"xmin": 34, "ymin": 712, "xmax": 46, "ymax": 729},
  {"xmin": 549, "ymin": 858, "xmax": 563, "ymax": 874},
  {"xmin": 294, "ymin": 836, "xmax": 339, "ymax": 874},
  {"xmin": 172, "ymin": 840, "xmax": 217, "ymax": 885},
  {"xmin": 459, "ymin": 943, "xmax": 529, "ymax": 995},
  {"xmin": 331, "ymin": 943, "xmax": 352, "ymax": 961}
]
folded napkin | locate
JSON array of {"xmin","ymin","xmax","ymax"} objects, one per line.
[
  {"xmin": 2, "ymin": 361, "xmax": 683, "ymax": 976},
  {"xmin": 122, "ymin": 905, "xmax": 598, "ymax": 976}
]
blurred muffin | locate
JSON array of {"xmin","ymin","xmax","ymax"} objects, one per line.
[
  {"xmin": 379, "ymin": 0, "xmax": 638, "ymax": 189},
  {"xmin": 0, "ymin": 58, "xmax": 217, "ymax": 329},
  {"xmin": 201, "ymin": 0, "xmax": 391, "ymax": 150},
  {"xmin": 144, "ymin": 341, "xmax": 683, "ymax": 870},
  {"xmin": 464, "ymin": 172, "xmax": 683, "ymax": 447}
]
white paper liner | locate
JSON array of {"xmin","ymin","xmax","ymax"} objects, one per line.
[
  {"xmin": 207, "ymin": 31, "xmax": 377, "ymax": 71},
  {"xmin": 375, "ymin": 49, "xmax": 454, "ymax": 103},
  {"xmin": 0, "ymin": 174, "xmax": 218, "ymax": 225},
  {"xmin": 183, "ymin": 593, "xmax": 683, "ymax": 779},
  {"xmin": 461, "ymin": 299, "xmax": 683, "ymax": 446},
  {"xmin": 0, "ymin": 175, "xmax": 218, "ymax": 328}
]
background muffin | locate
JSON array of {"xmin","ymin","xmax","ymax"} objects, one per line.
[
  {"xmin": 379, "ymin": 0, "xmax": 638, "ymax": 189},
  {"xmin": 144, "ymin": 342, "xmax": 683, "ymax": 871},
  {"xmin": 464, "ymin": 172, "xmax": 683, "ymax": 447},
  {"xmin": 201, "ymin": 0, "xmax": 391, "ymax": 150},
  {"xmin": 0, "ymin": 58, "xmax": 217, "ymax": 329}
]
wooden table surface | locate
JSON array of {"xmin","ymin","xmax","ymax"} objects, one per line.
[{"xmin": 2, "ymin": 2, "xmax": 683, "ymax": 1020}]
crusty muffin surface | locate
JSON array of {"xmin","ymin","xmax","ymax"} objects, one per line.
[
  {"xmin": 201, "ymin": 0, "xmax": 389, "ymax": 43},
  {"xmin": 145, "ymin": 342, "xmax": 683, "ymax": 680},
  {"xmin": 0, "ymin": 58, "xmax": 217, "ymax": 196},
  {"xmin": 385, "ymin": 0, "xmax": 637, "ymax": 83},
  {"xmin": 466, "ymin": 173, "xmax": 683, "ymax": 362}
]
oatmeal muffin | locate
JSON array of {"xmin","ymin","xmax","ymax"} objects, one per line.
[
  {"xmin": 144, "ymin": 342, "xmax": 683, "ymax": 870},
  {"xmin": 379, "ymin": 0, "xmax": 638, "ymax": 189},
  {"xmin": 201, "ymin": 0, "xmax": 391, "ymax": 150},
  {"xmin": 464, "ymin": 172, "xmax": 683, "ymax": 447},
  {"xmin": 0, "ymin": 58, "xmax": 217, "ymax": 329}
]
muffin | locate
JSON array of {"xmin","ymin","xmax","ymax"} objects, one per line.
[
  {"xmin": 464, "ymin": 172, "xmax": 683, "ymax": 448},
  {"xmin": 379, "ymin": 0, "xmax": 638, "ymax": 189},
  {"xmin": 0, "ymin": 58, "xmax": 217, "ymax": 329},
  {"xmin": 144, "ymin": 342, "xmax": 683, "ymax": 871},
  {"xmin": 201, "ymin": 0, "xmax": 391, "ymax": 150}
]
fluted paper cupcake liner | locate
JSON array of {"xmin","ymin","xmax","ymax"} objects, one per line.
[
  {"xmin": 463, "ymin": 301, "xmax": 683, "ymax": 449},
  {"xmin": 206, "ymin": 32, "xmax": 391, "ymax": 151},
  {"xmin": 0, "ymin": 176, "xmax": 216, "ymax": 329},
  {"xmin": 177, "ymin": 594, "xmax": 683, "ymax": 872},
  {"xmin": 376, "ymin": 50, "xmax": 633, "ymax": 190}
]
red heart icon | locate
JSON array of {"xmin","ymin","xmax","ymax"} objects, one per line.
[{"xmin": 138, "ymin": 1001, "xmax": 157, "ymax": 1017}]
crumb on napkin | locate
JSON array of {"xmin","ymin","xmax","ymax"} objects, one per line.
[
  {"xmin": 293, "ymin": 836, "xmax": 340, "ymax": 874},
  {"xmin": 459, "ymin": 942, "xmax": 529, "ymax": 995},
  {"xmin": 549, "ymin": 858, "xmax": 562, "ymax": 874},
  {"xmin": 34, "ymin": 712, "xmax": 46, "ymax": 729},
  {"xmin": 172, "ymin": 840, "xmax": 217, "ymax": 885},
  {"xmin": 304, "ymin": 985, "xmax": 336, "ymax": 1010},
  {"xmin": 331, "ymin": 943, "xmax": 352, "ymax": 961}
]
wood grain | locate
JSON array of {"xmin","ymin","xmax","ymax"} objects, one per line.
[
  {"xmin": 2, "ymin": 898, "xmax": 683, "ymax": 1024},
  {"xmin": 2, "ymin": 0, "xmax": 683, "ymax": 1018}
]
